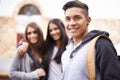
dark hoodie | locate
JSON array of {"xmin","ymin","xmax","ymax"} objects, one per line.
[{"xmin": 82, "ymin": 30, "xmax": 120, "ymax": 80}]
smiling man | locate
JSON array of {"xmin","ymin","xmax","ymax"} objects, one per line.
[{"xmin": 61, "ymin": 0, "xmax": 120, "ymax": 80}]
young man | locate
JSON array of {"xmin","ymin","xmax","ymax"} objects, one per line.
[{"xmin": 61, "ymin": 0, "xmax": 120, "ymax": 80}]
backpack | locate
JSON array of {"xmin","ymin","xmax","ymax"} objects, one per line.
[{"xmin": 86, "ymin": 35, "xmax": 110, "ymax": 80}]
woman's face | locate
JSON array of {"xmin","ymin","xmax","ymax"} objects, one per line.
[
  {"xmin": 27, "ymin": 26, "xmax": 38, "ymax": 44},
  {"xmin": 49, "ymin": 23, "xmax": 61, "ymax": 41}
]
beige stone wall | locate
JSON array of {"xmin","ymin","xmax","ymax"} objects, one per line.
[
  {"xmin": 0, "ymin": 17, "xmax": 16, "ymax": 58},
  {"xmin": 89, "ymin": 19, "xmax": 120, "ymax": 43}
]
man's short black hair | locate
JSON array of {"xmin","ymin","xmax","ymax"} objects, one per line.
[{"xmin": 63, "ymin": 0, "xmax": 89, "ymax": 16}]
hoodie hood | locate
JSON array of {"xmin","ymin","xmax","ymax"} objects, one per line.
[{"xmin": 81, "ymin": 30, "xmax": 109, "ymax": 45}]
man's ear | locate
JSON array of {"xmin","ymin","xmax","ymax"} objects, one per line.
[{"xmin": 87, "ymin": 17, "xmax": 91, "ymax": 25}]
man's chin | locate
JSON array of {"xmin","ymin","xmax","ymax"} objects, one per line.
[{"xmin": 70, "ymin": 33, "xmax": 77, "ymax": 37}]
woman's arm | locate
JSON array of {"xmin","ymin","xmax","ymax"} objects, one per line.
[
  {"xmin": 18, "ymin": 42, "xmax": 29, "ymax": 57},
  {"xmin": 9, "ymin": 49, "xmax": 46, "ymax": 80}
]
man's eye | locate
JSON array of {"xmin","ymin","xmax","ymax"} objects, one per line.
[
  {"xmin": 74, "ymin": 16, "xmax": 81, "ymax": 21},
  {"xmin": 65, "ymin": 18, "xmax": 70, "ymax": 22}
]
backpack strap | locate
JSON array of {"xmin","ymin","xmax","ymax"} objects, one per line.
[
  {"xmin": 27, "ymin": 49, "xmax": 40, "ymax": 68},
  {"xmin": 27, "ymin": 49, "xmax": 45, "ymax": 80},
  {"xmin": 86, "ymin": 35, "xmax": 109, "ymax": 80}
]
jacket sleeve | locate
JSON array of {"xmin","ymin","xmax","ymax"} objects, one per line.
[
  {"xmin": 8, "ymin": 48, "xmax": 39, "ymax": 80},
  {"xmin": 95, "ymin": 37, "xmax": 120, "ymax": 80}
]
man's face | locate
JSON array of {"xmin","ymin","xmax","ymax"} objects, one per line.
[{"xmin": 65, "ymin": 7, "xmax": 91, "ymax": 39}]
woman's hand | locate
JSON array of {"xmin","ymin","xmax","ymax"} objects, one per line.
[
  {"xmin": 36, "ymin": 68, "xmax": 46, "ymax": 77},
  {"xmin": 18, "ymin": 42, "xmax": 29, "ymax": 57}
]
